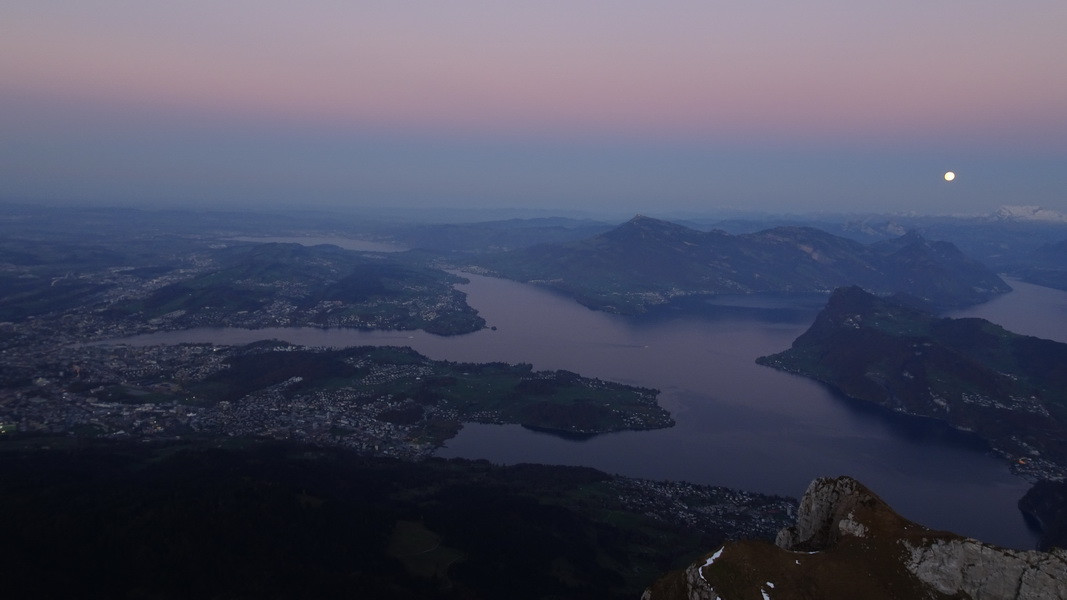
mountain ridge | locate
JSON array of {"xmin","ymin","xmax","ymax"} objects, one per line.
[
  {"xmin": 757, "ymin": 286, "xmax": 1067, "ymax": 480},
  {"xmin": 644, "ymin": 475, "xmax": 1067, "ymax": 600},
  {"xmin": 474, "ymin": 215, "xmax": 1009, "ymax": 314}
]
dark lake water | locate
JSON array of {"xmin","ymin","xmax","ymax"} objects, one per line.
[
  {"xmin": 114, "ymin": 275, "xmax": 1067, "ymax": 549},
  {"xmin": 947, "ymin": 277, "xmax": 1067, "ymax": 343},
  {"xmin": 228, "ymin": 236, "xmax": 406, "ymax": 252}
]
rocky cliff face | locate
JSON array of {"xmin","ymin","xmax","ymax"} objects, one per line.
[
  {"xmin": 643, "ymin": 476, "xmax": 1067, "ymax": 600},
  {"xmin": 1019, "ymin": 479, "xmax": 1067, "ymax": 551},
  {"xmin": 774, "ymin": 476, "xmax": 873, "ymax": 550},
  {"xmin": 904, "ymin": 538, "xmax": 1066, "ymax": 600}
]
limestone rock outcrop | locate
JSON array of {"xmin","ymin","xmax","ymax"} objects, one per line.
[
  {"xmin": 905, "ymin": 538, "xmax": 1067, "ymax": 600},
  {"xmin": 774, "ymin": 476, "xmax": 874, "ymax": 550},
  {"xmin": 643, "ymin": 475, "xmax": 1067, "ymax": 600}
]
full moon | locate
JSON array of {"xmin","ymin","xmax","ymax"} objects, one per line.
[{"xmin": 944, "ymin": 171, "xmax": 956, "ymax": 182}]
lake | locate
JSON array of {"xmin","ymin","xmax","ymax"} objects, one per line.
[
  {"xmin": 113, "ymin": 275, "xmax": 1067, "ymax": 549},
  {"xmin": 228, "ymin": 236, "xmax": 406, "ymax": 252}
]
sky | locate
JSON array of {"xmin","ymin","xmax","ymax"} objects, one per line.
[{"xmin": 2, "ymin": 1, "xmax": 1065, "ymax": 218}]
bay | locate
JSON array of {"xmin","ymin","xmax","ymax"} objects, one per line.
[
  {"xmin": 947, "ymin": 277, "xmax": 1067, "ymax": 343},
  {"xmin": 114, "ymin": 274, "xmax": 1066, "ymax": 549}
]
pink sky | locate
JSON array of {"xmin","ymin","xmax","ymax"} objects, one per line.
[
  {"xmin": 5, "ymin": 2, "xmax": 1064, "ymax": 141},
  {"xmin": 2, "ymin": 2, "xmax": 1065, "ymax": 213}
]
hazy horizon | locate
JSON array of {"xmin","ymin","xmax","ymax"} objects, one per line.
[
  {"xmin": 3, "ymin": 2, "xmax": 1065, "ymax": 215},
  {"xmin": 5, "ymin": 196, "xmax": 1061, "ymax": 227}
]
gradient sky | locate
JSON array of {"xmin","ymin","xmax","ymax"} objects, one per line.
[{"xmin": 2, "ymin": 1, "xmax": 1065, "ymax": 217}]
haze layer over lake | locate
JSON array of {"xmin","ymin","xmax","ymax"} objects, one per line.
[{"xmin": 116, "ymin": 274, "xmax": 1067, "ymax": 549}]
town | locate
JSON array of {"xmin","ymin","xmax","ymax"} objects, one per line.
[{"xmin": 1, "ymin": 310, "xmax": 671, "ymax": 460}]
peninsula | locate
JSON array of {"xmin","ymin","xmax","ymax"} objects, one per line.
[{"xmin": 757, "ymin": 286, "xmax": 1067, "ymax": 481}]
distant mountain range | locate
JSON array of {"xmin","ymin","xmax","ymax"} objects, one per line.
[
  {"xmin": 385, "ymin": 217, "xmax": 613, "ymax": 254},
  {"xmin": 473, "ymin": 215, "xmax": 1010, "ymax": 314},
  {"xmin": 757, "ymin": 286, "xmax": 1067, "ymax": 478},
  {"xmin": 992, "ymin": 205, "xmax": 1067, "ymax": 223}
]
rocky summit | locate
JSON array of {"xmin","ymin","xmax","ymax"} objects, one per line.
[{"xmin": 643, "ymin": 476, "xmax": 1067, "ymax": 600}]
